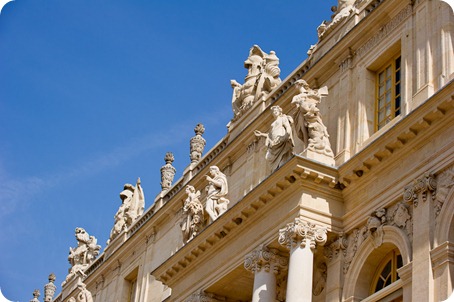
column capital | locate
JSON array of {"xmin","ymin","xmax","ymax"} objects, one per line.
[
  {"xmin": 278, "ymin": 217, "xmax": 327, "ymax": 250},
  {"xmin": 244, "ymin": 244, "xmax": 288, "ymax": 274}
]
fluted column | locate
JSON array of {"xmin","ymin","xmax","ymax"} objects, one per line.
[
  {"xmin": 244, "ymin": 245, "xmax": 288, "ymax": 302},
  {"xmin": 278, "ymin": 218, "xmax": 327, "ymax": 302}
]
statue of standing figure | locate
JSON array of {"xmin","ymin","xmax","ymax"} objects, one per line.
[
  {"xmin": 205, "ymin": 166, "xmax": 229, "ymax": 222},
  {"xmin": 231, "ymin": 45, "xmax": 281, "ymax": 117},
  {"xmin": 181, "ymin": 185, "xmax": 204, "ymax": 242},
  {"xmin": 292, "ymin": 80, "xmax": 334, "ymax": 158},
  {"xmin": 108, "ymin": 178, "xmax": 145, "ymax": 244},
  {"xmin": 254, "ymin": 106, "xmax": 295, "ymax": 171}
]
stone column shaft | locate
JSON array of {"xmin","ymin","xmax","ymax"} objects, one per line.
[{"xmin": 278, "ymin": 218, "xmax": 327, "ymax": 302}]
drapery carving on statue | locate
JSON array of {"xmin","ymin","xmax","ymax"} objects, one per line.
[
  {"xmin": 205, "ymin": 166, "xmax": 229, "ymax": 223},
  {"xmin": 254, "ymin": 106, "xmax": 294, "ymax": 172},
  {"xmin": 292, "ymin": 80, "xmax": 334, "ymax": 158},
  {"xmin": 75, "ymin": 281, "xmax": 93, "ymax": 302},
  {"xmin": 317, "ymin": 0, "xmax": 356, "ymax": 40},
  {"xmin": 63, "ymin": 228, "xmax": 101, "ymax": 285},
  {"xmin": 231, "ymin": 45, "xmax": 281, "ymax": 118},
  {"xmin": 181, "ymin": 185, "xmax": 204, "ymax": 243},
  {"xmin": 435, "ymin": 167, "xmax": 454, "ymax": 218},
  {"xmin": 108, "ymin": 178, "xmax": 145, "ymax": 244}
]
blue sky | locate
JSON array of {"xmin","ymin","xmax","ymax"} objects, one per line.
[{"xmin": 0, "ymin": 1, "xmax": 336, "ymax": 301}]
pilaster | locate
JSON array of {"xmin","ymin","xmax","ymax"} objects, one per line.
[{"xmin": 431, "ymin": 241, "xmax": 454, "ymax": 301}]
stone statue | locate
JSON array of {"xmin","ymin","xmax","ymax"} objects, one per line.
[
  {"xmin": 30, "ymin": 289, "xmax": 40, "ymax": 302},
  {"xmin": 317, "ymin": 0, "xmax": 356, "ymax": 39},
  {"xmin": 190, "ymin": 124, "xmax": 206, "ymax": 164},
  {"xmin": 43, "ymin": 273, "xmax": 56, "ymax": 302},
  {"xmin": 254, "ymin": 106, "xmax": 294, "ymax": 171},
  {"xmin": 181, "ymin": 185, "xmax": 204, "ymax": 242},
  {"xmin": 292, "ymin": 80, "xmax": 334, "ymax": 158},
  {"xmin": 108, "ymin": 178, "xmax": 145, "ymax": 244},
  {"xmin": 160, "ymin": 152, "xmax": 176, "ymax": 191},
  {"xmin": 76, "ymin": 281, "xmax": 93, "ymax": 302},
  {"xmin": 231, "ymin": 45, "xmax": 281, "ymax": 117},
  {"xmin": 205, "ymin": 166, "xmax": 229, "ymax": 222},
  {"xmin": 64, "ymin": 228, "xmax": 101, "ymax": 284}
]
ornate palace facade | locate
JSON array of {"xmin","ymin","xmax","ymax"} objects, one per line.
[{"xmin": 37, "ymin": 0, "xmax": 454, "ymax": 301}]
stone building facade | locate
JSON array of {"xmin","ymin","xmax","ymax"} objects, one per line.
[{"xmin": 49, "ymin": 0, "xmax": 454, "ymax": 301}]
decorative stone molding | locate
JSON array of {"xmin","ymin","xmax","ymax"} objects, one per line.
[
  {"xmin": 244, "ymin": 245, "xmax": 288, "ymax": 274},
  {"xmin": 161, "ymin": 152, "xmax": 176, "ymax": 191},
  {"xmin": 403, "ymin": 172, "xmax": 437, "ymax": 207},
  {"xmin": 231, "ymin": 45, "xmax": 281, "ymax": 119},
  {"xmin": 44, "ymin": 273, "xmax": 57, "ymax": 302},
  {"xmin": 291, "ymin": 80, "xmax": 335, "ymax": 166},
  {"xmin": 190, "ymin": 124, "xmax": 206, "ymax": 164},
  {"xmin": 324, "ymin": 232, "xmax": 348, "ymax": 262},
  {"xmin": 313, "ymin": 262, "xmax": 327, "ymax": 296},
  {"xmin": 108, "ymin": 178, "xmax": 145, "ymax": 244},
  {"xmin": 343, "ymin": 201, "xmax": 413, "ymax": 274},
  {"xmin": 30, "ymin": 289, "xmax": 40, "ymax": 302},
  {"xmin": 185, "ymin": 290, "xmax": 221, "ymax": 302},
  {"xmin": 278, "ymin": 218, "xmax": 327, "ymax": 249},
  {"xmin": 64, "ymin": 228, "xmax": 101, "ymax": 285},
  {"xmin": 181, "ymin": 185, "xmax": 204, "ymax": 243},
  {"xmin": 435, "ymin": 166, "xmax": 454, "ymax": 218}
]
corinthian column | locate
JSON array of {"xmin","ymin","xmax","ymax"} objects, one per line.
[
  {"xmin": 278, "ymin": 218, "xmax": 327, "ymax": 302},
  {"xmin": 244, "ymin": 245, "xmax": 288, "ymax": 302}
]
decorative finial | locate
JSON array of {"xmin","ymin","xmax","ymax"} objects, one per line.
[
  {"xmin": 30, "ymin": 289, "xmax": 40, "ymax": 302},
  {"xmin": 161, "ymin": 152, "xmax": 176, "ymax": 191},
  {"xmin": 44, "ymin": 273, "xmax": 56, "ymax": 302},
  {"xmin": 190, "ymin": 124, "xmax": 206, "ymax": 164}
]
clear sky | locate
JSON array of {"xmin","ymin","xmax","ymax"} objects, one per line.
[{"xmin": 0, "ymin": 1, "xmax": 336, "ymax": 301}]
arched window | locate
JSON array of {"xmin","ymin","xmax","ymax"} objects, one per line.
[{"xmin": 370, "ymin": 249, "xmax": 403, "ymax": 294}]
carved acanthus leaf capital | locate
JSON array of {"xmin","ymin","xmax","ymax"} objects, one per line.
[
  {"xmin": 324, "ymin": 232, "xmax": 348, "ymax": 262},
  {"xmin": 278, "ymin": 218, "xmax": 327, "ymax": 250},
  {"xmin": 244, "ymin": 245, "xmax": 288, "ymax": 274}
]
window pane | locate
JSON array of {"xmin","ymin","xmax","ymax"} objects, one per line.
[
  {"xmin": 395, "ymin": 56, "xmax": 401, "ymax": 69},
  {"xmin": 396, "ymin": 83, "xmax": 400, "ymax": 96},
  {"xmin": 386, "ymin": 104, "xmax": 391, "ymax": 116},
  {"xmin": 386, "ymin": 78, "xmax": 392, "ymax": 90},
  {"xmin": 395, "ymin": 97, "xmax": 401, "ymax": 115}
]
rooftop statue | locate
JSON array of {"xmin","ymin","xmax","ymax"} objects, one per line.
[
  {"xmin": 181, "ymin": 185, "xmax": 204, "ymax": 243},
  {"xmin": 64, "ymin": 228, "xmax": 101, "ymax": 285},
  {"xmin": 317, "ymin": 0, "xmax": 356, "ymax": 40},
  {"xmin": 231, "ymin": 45, "xmax": 281, "ymax": 118},
  {"xmin": 108, "ymin": 178, "xmax": 145, "ymax": 244},
  {"xmin": 205, "ymin": 166, "xmax": 229, "ymax": 222},
  {"xmin": 292, "ymin": 80, "xmax": 334, "ymax": 160},
  {"xmin": 254, "ymin": 106, "xmax": 295, "ymax": 171}
]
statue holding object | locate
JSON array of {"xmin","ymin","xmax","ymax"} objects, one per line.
[
  {"xmin": 205, "ymin": 166, "xmax": 229, "ymax": 222},
  {"xmin": 181, "ymin": 185, "xmax": 204, "ymax": 242}
]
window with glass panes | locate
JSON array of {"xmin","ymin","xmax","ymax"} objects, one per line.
[
  {"xmin": 370, "ymin": 249, "xmax": 403, "ymax": 294},
  {"xmin": 375, "ymin": 56, "xmax": 401, "ymax": 130}
]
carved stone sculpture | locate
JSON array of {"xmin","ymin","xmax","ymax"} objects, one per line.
[
  {"xmin": 435, "ymin": 167, "xmax": 454, "ymax": 217},
  {"xmin": 30, "ymin": 289, "xmax": 40, "ymax": 302},
  {"xmin": 292, "ymin": 80, "xmax": 335, "ymax": 165},
  {"xmin": 205, "ymin": 166, "xmax": 229, "ymax": 222},
  {"xmin": 161, "ymin": 152, "xmax": 176, "ymax": 191},
  {"xmin": 403, "ymin": 172, "xmax": 437, "ymax": 207},
  {"xmin": 190, "ymin": 124, "xmax": 206, "ymax": 164},
  {"xmin": 366, "ymin": 208, "xmax": 386, "ymax": 248},
  {"xmin": 108, "ymin": 178, "xmax": 145, "ymax": 244},
  {"xmin": 76, "ymin": 281, "xmax": 93, "ymax": 302},
  {"xmin": 254, "ymin": 106, "xmax": 294, "ymax": 171},
  {"xmin": 313, "ymin": 262, "xmax": 327, "ymax": 296},
  {"xmin": 317, "ymin": 0, "xmax": 356, "ymax": 39},
  {"xmin": 278, "ymin": 218, "xmax": 327, "ymax": 249},
  {"xmin": 324, "ymin": 232, "xmax": 348, "ymax": 262},
  {"xmin": 181, "ymin": 185, "xmax": 204, "ymax": 242},
  {"xmin": 43, "ymin": 273, "xmax": 56, "ymax": 302},
  {"xmin": 244, "ymin": 244, "xmax": 288, "ymax": 274},
  {"xmin": 231, "ymin": 45, "xmax": 281, "ymax": 118},
  {"xmin": 185, "ymin": 290, "xmax": 220, "ymax": 302},
  {"xmin": 64, "ymin": 228, "xmax": 101, "ymax": 284}
]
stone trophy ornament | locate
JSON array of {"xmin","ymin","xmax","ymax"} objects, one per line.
[
  {"xmin": 254, "ymin": 106, "xmax": 294, "ymax": 171},
  {"xmin": 317, "ymin": 0, "xmax": 356, "ymax": 39},
  {"xmin": 205, "ymin": 166, "xmax": 229, "ymax": 222},
  {"xmin": 190, "ymin": 124, "xmax": 206, "ymax": 164},
  {"xmin": 231, "ymin": 45, "xmax": 281, "ymax": 118},
  {"xmin": 160, "ymin": 152, "xmax": 176, "ymax": 191},
  {"xmin": 63, "ymin": 228, "xmax": 101, "ymax": 285},
  {"xmin": 181, "ymin": 185, "xmax": 204, "ymax": 243},
  {"xmin": 108, "ymin": 178, "xmax": 145, "ymax": 244},
  {"xmin": 30, "ymin": 290, "xmax": 40, "ymax": 302},
  {"xmin": 44, "ymin": 273, "xmax": 57, "ymax": 302},
  {"xmin": 292, "ymin": 80, "xmax": 335, "ymax": 166},
  {"xmin": 76, "ymin": 281, "xmax": 93, "ymax": 302}
]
